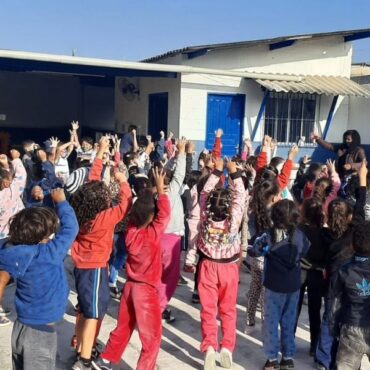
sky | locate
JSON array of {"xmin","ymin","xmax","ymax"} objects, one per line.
[{"xmin": 0, "ymin": 0, "xmax": 369, "ymax": 62}]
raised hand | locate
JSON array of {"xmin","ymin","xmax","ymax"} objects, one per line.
[
  {"xmin": 288, "ymin": 144, "xmax": 299, "ymax": 160},
  {"xmin": 99, "ymin": 135, "xmax": 110, "ymax": 151},
  {"xmin": 71, "ymin": 121, "xmax": 79, "ymax": 131},
  {"xmin": 0, "ymin": 154, "xmax": 9, "ymax": 168},
  {"xmin": 51, "ymin": 188, "xmax": 65, "ymax": 203},
  {"xmin": 359, "ymin": 159, "xmax": 368, "ymax": 187},
  {"xmin": 186, "ymin": 141, "xmax": 195, "ymax": 154},
  {"xmin": 263, "ymin": 135, "xmax": 272, "ymax": 148},
  {"xmin": 326, "ymin": 159, "xmax": 336, "ymax": 174},
  {"xmin": 177, "ymin": 138, "xmax": 186, "ymax": 154},
  {"xmin": 215, "ymin": 128, "xmax": 224, "ymax": 138},
  {"xmin": 152, "ymin": 167, "xmax": 166, "ymax": 195},
  {"xmin": 114, "ymin": 171, "xmax": 127, "ymax": 184},
  {"xmin": 49, "ymin": 137, "xmax": 60, "ymax": 148}
]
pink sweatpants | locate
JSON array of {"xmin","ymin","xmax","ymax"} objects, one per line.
[
  {"xmin": 159, "ymin": 233, "xmax": 182, "ymax": 312},
  {"xmin": 198, "ymin": 259, "xmax": 239, "ymax": 353}
]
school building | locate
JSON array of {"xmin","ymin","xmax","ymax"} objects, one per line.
[{"xmin": 0, "ymin": 28, "xmax": 370, "ymax": 159}]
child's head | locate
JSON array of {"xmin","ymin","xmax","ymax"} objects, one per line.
[
  {"xmin": 187, "ymin": 170, "xmax": 202, "ymax": 189},
  {"xmin": 207, "ymin": 187, "xmax": 232, "ymax": 222},
  {"xmin": 271, "ymin": 199, "xmax": 300, "ymax": 235},
  {"xmin": 132, "ymin": 175, "xmax": 150, "ymax": 195},
  {"xmin": 0, "ymin": 167, "xmax": 13, "ymax": 190},
  {"xmin": 301, "ymin": 197, "xmax": 324, "ymax": 228},
  {"xmin": 71, "ymin": 180, "xmax": 112, "ymax": 230},
  {"xmin": 270, "ymin": 157, "xmax": 285, "ymax": 173},
  {"xmin": 129, "ymin": 188, "xmax": 156, "ymax": 227},
  {"xmin": 8, "ymin": 207, "xmax": 59, "ymax": 245},
  {"xmin": 81, "ymin": 137, "xmax": 94, "ymax": 152},
  {"xmin": 306, "ymin": 163, "xmax": 324, "ymax": 182},
  {"xmin": 327, "ymin": 199, "xmax": 353, "ymax": 239},
  {"xmin": 313, "ymin": 177, "xmax": 332, "ymax": 201},
  {"xmin": 352, "ymin": 221, "xmax": 370, "ymax": 256}
]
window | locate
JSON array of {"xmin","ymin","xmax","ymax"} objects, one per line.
[{"xmin": 264, "ymin": 92, "xmax": 317, "ymax": 144}]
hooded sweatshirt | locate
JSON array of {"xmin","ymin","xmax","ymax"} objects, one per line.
[
  {"xmin": 125, "ymin": 194, "xmax": 171, "ymax": 286},
  {"xmin": 0, "ymin": 201, "xmax": 78, "ymax": 325}
]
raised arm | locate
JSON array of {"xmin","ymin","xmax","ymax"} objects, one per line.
[
  {"xmin": 88, "ymin": 136, "xmax": 110, "ymax": 181},
  {"xmin": 313, "ymin": 135, "xmax": 335, "ymax": 152},
  {"xmin": 277, "ymin": 145, "xmax": 298, "ymax": 190},
  {"xmin": 9, "ymin": 150, "xmax": 27, "ymax": 197},
  {"xmin": 213, "ymin": 129, "xmax": 223, "ymax": 159},
  {"xmin": 168, "ymin": 139, "xmax": 187, "ymax": 196},
  {"xmin": 353, "ymin": 160, "xmax": 368, "ymax": 222}
]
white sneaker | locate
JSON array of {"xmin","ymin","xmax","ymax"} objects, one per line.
[
  {"xmin": 220, "ymin": 347, "xmax": 233, "ymax": 368},
  {"xmin": 0, "ymin": 306, "xmax": 10, "ymax": 317},
  {"xmin": 204, "ymin": 346, "xmax": 216, "ymax": 370}
]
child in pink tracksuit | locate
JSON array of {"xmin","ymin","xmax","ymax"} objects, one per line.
[{"xmin": 197, "ymin": 158, "xmax": 245, "ymax": 370}]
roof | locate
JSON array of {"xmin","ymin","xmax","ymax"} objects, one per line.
[
  {"xmin": 142, "ymin": 28, "xmax": 370, "ymax": 63},
  {"xmin": 256, "ymin": 75, "xmax": 370, "ymax": 98}
]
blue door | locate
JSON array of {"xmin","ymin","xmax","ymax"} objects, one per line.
[
  {"xmin": 206, "ymin": 94, "xmax": 245, "ymax": 157},
  {"xmin": 148, "ymin": 92, "xmax": 168, "ymax": 141}
]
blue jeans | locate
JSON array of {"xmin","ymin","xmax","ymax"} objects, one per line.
[
  {"xmin": 109, "ymin": 233, "xmax": 127, "ymax": 286},
  {"xmin": 263, "ymin": 289, "xmax": 300, "ymax": 359},
  {"xmin": 316, "ymin": 297, "xmax": 338, "ymax": 369}
]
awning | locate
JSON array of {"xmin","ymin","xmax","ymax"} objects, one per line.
[{"xmin": 255, "ymin": 75, "xmax": 370, "ymax": 98}]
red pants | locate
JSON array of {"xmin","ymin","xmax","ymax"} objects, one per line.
[
  {"xmin": 159, "ymin": 234, "xmax": 181, "ymax": 312},
  {"xmin": 102, "ymin": 282, "xmax": 162, "ymax": 370},
  {"xmin": 198, "ymin": 259, "xmax": 239, "ymax": 353}
]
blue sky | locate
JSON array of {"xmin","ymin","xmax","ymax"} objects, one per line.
[{"xmin": 0, "ymin": 0, "xmax": 369, "ymax": 62}]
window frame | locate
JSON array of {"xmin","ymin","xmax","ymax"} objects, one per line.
[{"xmin": 263, "ymin": 92, "xmax": 319, "ymax": 146}]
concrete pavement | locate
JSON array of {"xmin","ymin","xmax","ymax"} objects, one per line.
[{"xmin": 1, "ymin": 256, "xmax": 369, "ymax": 370}]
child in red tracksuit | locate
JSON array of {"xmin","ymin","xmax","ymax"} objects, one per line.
[
  {"xmin": 196, "ymin": 158, "xmax": 245, "ymax": 370},
  {"xmin": 93, "ymin": 168, "xmax": 171, "ymax": 370},
  {"xmin": 70, "ymin": 136, "xmax": 132, "ymax": 370}
]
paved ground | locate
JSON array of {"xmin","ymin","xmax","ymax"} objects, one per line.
[{"xmin": 1, "ymin": 256, "xmax": 370, "ymax": 370}]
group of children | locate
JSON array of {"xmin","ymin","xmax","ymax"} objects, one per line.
[{"xmin": 0, "ymin": 122, "xmax": 369, "ymax": 370}]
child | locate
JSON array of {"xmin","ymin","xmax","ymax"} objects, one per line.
[
  {"xmin": 245, "ymin": 179, "xmax": 280, "ymax": 327},
  {"xmin": 0, "ymin": 149, "xmax": 27, "ymax": 325},
  {"xmin": 197, "ymin": 158, "xmax": 245, "ymax": 370},
  {"xmin": 316, "ymin": 160, "xmax": 367, "ymax": 370},
  {"xmin": 93, "ymin": 168, "xmax": 171, "ymax": 370},
  {"xmin": 71, "ymin": 136, "xmax": 132, "ymax": 370},
  {"xmin": 330, "ymin": 218, "xmax": 370, "ymax": 370},
  {"xmin": 250, "ymin": 199, "xmax": 310, "ymax": 370},
  {"xmin": 0, "ymin": 188, "xmax": 79, "ymax": 369}
]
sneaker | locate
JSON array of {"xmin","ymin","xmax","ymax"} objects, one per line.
[
  {"xmin": 192, "ymin": 292, "xmax": 200, "ymax": 304},
  {"xmin": 72, "ymin": 359, "xmax": 91, "ymax": 370},
  {"xmin": 264, "ymin": 359, "xmax": 280, "ymax": 370},
  {"xmin": 91, "ymin": 357, "xmax": 112, "ymax": 370},
  {"xmin": 0, "ymin": 306, "xmax": 10, "ymax": 317},
  {"xmin": 316, "ymin": 363, "xmax": 328, "ymax": 370},
  {"xmin": 219, "ymin": 347, "xmax": 232, "ymax": 368},
  {"xmin": 109, "ymin": 286, "xmax": 122, "ymax": 300},
  {"xmin": 0, "ymin": 316, "xmax": 11, "ymax": 327},
  {"xmin": 280, "ymin": 358, "xmax": 294, "ymax": 369},
  {"xmin": 162, "ymin": 308, "xmax": 175, "ymax": 323},
  {"xmin": 204, "ymin": 346, "xmax": 216, "ymax": 370},
  {"xmin": 178, "ymin": 275, "xmax": 188, "ymax": 286}
]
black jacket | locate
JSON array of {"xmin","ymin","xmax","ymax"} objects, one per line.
[{"xmin": 329, "ymin": 256, "xmax": 370, "ymax": 335}]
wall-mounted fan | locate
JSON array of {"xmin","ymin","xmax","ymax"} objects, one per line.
[{"xmin": 118, "ymin": 78, "xmax": 140, "ymax": 101}]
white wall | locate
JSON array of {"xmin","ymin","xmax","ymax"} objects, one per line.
[
  {"xmin": 115, "ymin": 76, "xmax": 181, "ymax": 136},
  {"xmin": 349, "ymin": 84, "xmax": 370, "ymax": 144}
]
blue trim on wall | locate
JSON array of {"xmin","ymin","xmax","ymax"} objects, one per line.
[
  {"xmin": 251, "ymin": 90, "xmax": 269, "ymax": 140},
  {"xmin": 322, "ymin": 95, "xmax": 338, "ymax": 140},
  {"xmin": 0, "ymin": 57, "xmax": 178, "ymax": 78},
  {"xmin": 344, "ymin": 31, "xmax": 370, "ymax": 42},
  {"xmin": 187, "ymin": 49, "xmax": 208, "ymax": 59},
  {"xmin": 269, "ymin": 40, "xmax": 296, "ymax": 50}
]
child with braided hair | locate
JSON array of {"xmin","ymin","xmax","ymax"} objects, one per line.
[{"xmin": 197, "ymin": 158, "xmax": 245, "ymax": 370}]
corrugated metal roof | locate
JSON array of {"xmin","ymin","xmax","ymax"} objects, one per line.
[
  {"xmin": 142, "ymin": 28, "xmax": 370, "ymax": 63},
  {"xmin": 255, "ymin": 75, "xmax": 370, "ymax": 98}
]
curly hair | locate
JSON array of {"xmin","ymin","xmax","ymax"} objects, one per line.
[
  {"xmin": 250, "ymin": 180, "xmax": 280, "ymax": 234},
  {"xmin": 313, "ymin": 177, "xmax": 332, "ymax": 202},
  {"xmin": 71, "ymin": 181, "xmax": 112, "ymax": 231},
  {"xmin": 8, "ymin": 207, "xmax": 59, "ymax": 245},
  {"xmin": 301, "ymin": 197, "xmax": 324, "ymax": 228},
  {"xmin": 327, "ymin": 199, "xmax": 353, "ymax": 239},
  {"xmin": 271, "ymin": 199, "xmax": 300, "ymax": 242}
]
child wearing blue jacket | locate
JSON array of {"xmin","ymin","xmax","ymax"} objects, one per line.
[
  {"xmin": 249, "ymin": 199, "xmax": 310, "ymax": 370},
  {"xmin": 0, "ymin": 188, "xmax": 79, "ymax": 370}
]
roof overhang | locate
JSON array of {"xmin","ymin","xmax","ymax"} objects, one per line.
[
  {"xmin": 0, "ymin": 49, "xmax": 302, "ymax": 82},
  {"xmin": 255, "ymin": 75, "xmax": 370, "ymax": 98}
]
